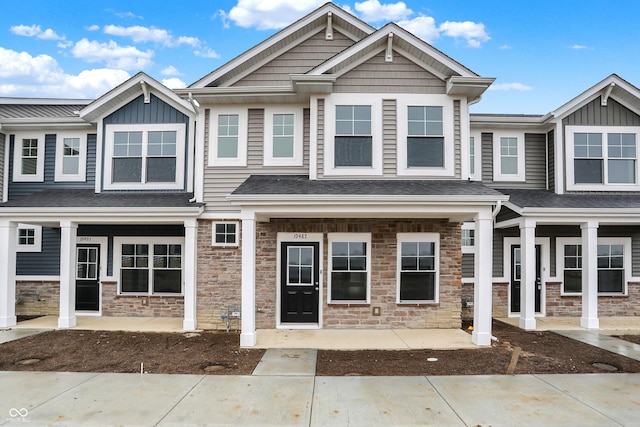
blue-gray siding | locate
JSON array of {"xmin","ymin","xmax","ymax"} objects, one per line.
[
  {"xmin": 16, "ymin": 227, "xmax": 61, "ymax": 276},
  {"xmin": 462, "ymin": 253, "xmax": 474, "ymax": 278},
  {"xmin": 8, "ymin": 133, "xmax": 97, "ymax": 199},
  {"xmin": 481, "ymin": 132, "xmax": 547, "ymax": 189}
]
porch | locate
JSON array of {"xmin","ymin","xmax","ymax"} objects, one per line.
[{"xmin": 497, "ymin": 316, "xmax": 640, "ymax": 332}]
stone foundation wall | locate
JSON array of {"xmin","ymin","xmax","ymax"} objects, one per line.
[
  {"xmin": 545, "ymin": 281, "xmax": 640, "ymax": 317},
  {"xmin": 492, "ymin": 282, "xmax": 509, "ymax": 318},
  {"xmin": 253, "ymin": 218, "xmax": 462, "ymax": 329},
  {"xmin": 461, "ymin": 282, "xmax": 474, "ymax": 321},
  {"xmin": 101, "ymin": 281, "xmax": 184, "ymax": 317},
  {"xmin": 15, "ymin": 281, "xmax": 59, "ymax": 316}
]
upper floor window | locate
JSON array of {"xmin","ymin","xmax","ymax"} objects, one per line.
[
  {"xmin": 324, "ymin": 95, "xmax": 381, "ymax": 176},
  {"xmin": 12, "ymin": 134, "xmax": 44, "ymax": 182},
  {"xmin": 397, "ymin": 95, "xmax": 454, "ymax": 177},
  {"xmin": 492, "ymin": 132, "xmax": 525, "ymax": 182},
  {"xmin": 263, "ymin": 107, "xmax": 303, "ymax": 166},
  {"xmin": 209, "ymin": 107, "xmax": 248, "ymax": 167},
  {"xmin": 104, "ymin": 124, "xmax": 185, "ymax": 190},
  {"xmin": 55, "ymin": 132, "xmax": 87, "ymax": 182},
  {"xmin": 566, "ymin": 126, "xmax": 640, "ymax": 191}
]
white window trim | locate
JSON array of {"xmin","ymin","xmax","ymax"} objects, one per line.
[
  {"xmin": 397, "ymin": 95, "xmax": 455, "ymax": 177},
  {"xmin": 492, "ymin": 131, "xmax": 526, "ymax": 182},
  {"xmin": 461, "ymin": 222, "xmax": 475, "ymax": 254},
  {"xmin": 16, "ymin": 224, "xmax": 42, "ymax": 253},
  {"xmin": 12, "ymin": 133, "xmax": 45, "ymax": 182},
  {"xmin": 565, "ymin": 125, "xmax": 640, "ymax": 191},
  {"xmin": 327, "ymin": 232, "xmax": 371, "ymax": 304},
  {"xmin": 208, "ymin": 107, "xmax": 248, "ymax": 167},
  {"xmin": 212, "ymin": 221, "xmax": 240, "ymax": 247},
  {"xmin": 114, "ymin": 236, "xmax": 185, "ymax": 296},
  {"xmin": 103, "ymin": 123, "xmax": 186, "ymax": 190},
  {"xmin": 469, "ymin": 131, "xmax": 482, "ymax": 181},
  {"xmin": 263, "ymin": 107, "xmax": 304, "ymax": 167},
  {"xmin": 396, "ymin": 232, "xmax": 440, "ymax": 304},
  {"xmin": 55, "ymin": 132, "xmax": 87, "ymax": 182},
  {"xmin": 323, "ymin": 94, "xmax": 382, "ymax": 176},
  {"xmin": 557, "ymin": 237, "xmax": 631, "ymax": 296}
]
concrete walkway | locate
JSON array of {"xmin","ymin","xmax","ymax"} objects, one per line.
[{"xmin": 2, "ymin": 370, "xmax": 640, "ymax": 426}]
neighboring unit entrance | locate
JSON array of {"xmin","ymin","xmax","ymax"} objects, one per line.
[
  {"xmin": 280, "ymin": 242, "xmax": 320, "ymax": 323},
  {"xmin": 75, "ymin": 245, "xmax": 100, "ymax": 311},
  {"xmin": 510, "ymin": 245, "xmax": 541, "ymax": 313}
]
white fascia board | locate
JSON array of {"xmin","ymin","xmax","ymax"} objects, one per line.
[
  {"xmin": 470, "ymin": 114, "xmax": 547, "ymax": 130},
  {"xmin": 0, "ymin": 98, "xmax": 92, "ymax": 105},
  {"xmin": 0, "ymin": 206, "xmax": 203, "ymax": 220},
  {"xmin": 0, "ymin": 118, "xmax": 95, "ymax": 131},
  {"xmin": 227, "ymin": 194, "xmax": 508, "ymax": 205}
]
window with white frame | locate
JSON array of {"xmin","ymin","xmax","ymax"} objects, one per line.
[
  {"xmin": 461, "ymin": 223, "xmax": 475, "ymax": 254},
  {"xmin": 263, "ymin": 107, "xmax": 303, "ymax": 166},
  {"xmin": 558, "ymin": 238, "xmax": 629, "ymax": 295},
  {"xmin": 492, "ymin": 132, "xmax": 525, "ymax": 182},
  {"xmin": 13, "ymin": 134, "xmax": 44, "ymax": 182},
  {"xmin": 16, "ymin": 224, "xmax": 42, "ymax": 252},
  {"xmin": 328, "ymin": 233, "xmax": 370, "ymax": 303},
  {"xmin": 468, "ymin": 132, "xmax": 482, "ymax": 180},
  {"xmin": 209, "ymin": 108, "xmax": 248, "ymax": 166},
  {"xmin": 115, "ymin": 238, "xmax": 183, "ymax": 295},
  {"xmin": 104, "ymin": 124, "xmax": 185, "ymax": 190},
  {"xmin": 55, "ymin": 133, "xmax": 87, "ymax": 181},
  {"xmin": 324, "ymin": 95, "xmax": 381, "ymax": 176},
  {"xmin": 566, "ymin": 126, "xmax": 640, "ymax": 190},
  {"xmin": 397, "ymin": 96, "xmax": 454, "ymax": 177},
  {"xmin": 212, "ymin": 221, "xmax": 239, "ymax": 246},
  {"xmin": 397, "ymin": 233, "xmax": 439, "ymax": 303}
]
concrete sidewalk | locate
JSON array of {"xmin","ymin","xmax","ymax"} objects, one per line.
[{"xmin": 1, "ymin": 370, "xmax": 639, "ymax": 426}]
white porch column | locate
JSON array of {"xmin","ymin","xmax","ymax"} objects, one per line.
[
  {"xmin": 183, "ymin": 219, "xmax": 198, "ymax": 331},
  {"xmin": 519, "ymin": 219, "xmax": 537, "ymax": 330},
  {"xmin": 472, "ymin": 210, "xmax": 493, "ymax": 346},
  {"xmin": 58, "ymin": 221, "xmax": 77, "ymax": 328},
  {"xmin": 0, "ymin": 221, "xmax": 18, "ymax": 327},
  {"xmin": 581, "ymin": 221, "xmax": 599, "ymax": 329},
  {"xmin": 240, "ymin": 214, "xmax": 257, "ymax": 347}
]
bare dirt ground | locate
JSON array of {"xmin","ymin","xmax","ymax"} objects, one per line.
[{"xmin": 1, "ymin": 320, "xmax": 639, "ymax": 376}]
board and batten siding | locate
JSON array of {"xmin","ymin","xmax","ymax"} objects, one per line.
[
  {"xmin": 563, "ymin": 97, "xmax": 640, "ymax": 126},
  {"xmin": 8, "ymin": 133, "xmax": 97, "ymax": 200},
  {"xmin": 481, "ymin": 132, "xmax": 547, "ymax": 189},
  {"xmin": 202, "ymin": 107, "xmax": 311, "ymax": 213},
  {"xmin": 333, "ymin": 51, "xmax": 446, "ymax": 94},
  {"xmin": 235, "ymin": 30, "xmax": 355, "ymax": 87}
]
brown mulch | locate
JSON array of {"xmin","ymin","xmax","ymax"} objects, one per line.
[{"xmin": 1, "ymin": 320, "xmax": 640, "ymax": 376}]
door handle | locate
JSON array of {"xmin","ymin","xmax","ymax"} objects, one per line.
[{"xmin": 315, "ymin": 287, "xmax": 319, "ymax": 291}]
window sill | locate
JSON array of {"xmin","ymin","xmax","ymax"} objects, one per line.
[
  {"xmin": 328, "ymin": 302, "xmax": 369, "ymax": 307},
  {"xmin": 117, "ymin": 293, "xmax": 184, "ymax": 298},
  {"xmin": 560, "ymin": 293, "xmax": 627, "ymax": 297},
  {"xmin": 397, "ymin": 302, "xmax": 439, "ymax": 306}
]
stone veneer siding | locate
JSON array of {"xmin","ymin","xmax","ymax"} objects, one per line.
[
  {"xmin": 100, "ymin": 281, "xmax": 183, "ymax": 317},
  {"xmin": 250, "ymin": 218, "xmax": 463, "ymax": 329},
  {"xmin": 15, "ymin": 281, "xmax": 60, "ymax": 316}
]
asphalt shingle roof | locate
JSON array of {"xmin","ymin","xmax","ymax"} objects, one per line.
[
  {"xmin": 232, "ymin": 175, "xmax": 505, "ymax": 197},
  {"xmin": 0, "ymin": 189, "xmax": 201, "ymax": 209},
  {"xmin": 501, "ymin": 189, "xmax": 640, "ymax": 209}
]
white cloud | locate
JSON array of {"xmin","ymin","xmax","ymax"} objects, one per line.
[
  {"xmin": 103, "ymin": 25, "xmax": 200, "ymax": 47},
  {"xmin": 489, "ymin": 82, "xmax": 533, "ymax": 91},
  {"xmin": 87, "ymin": 24, "xmax": 100, "ymax": 31},
  {"xmin": 0, "ymin": 47, "xmax": 129, "ymax": 98},
  {"xmin": 10, "ymin": 24, "xmax": 64, "ymax": 40},
  {"xmin": 194, "ymin": 47, "xmax": 221, "ymax": 59},
  {"xmin": 571, "ymin": 44, "xmax": 590, "ymax": 50},
  {"xmin": 222, "ymin": 0, "xmax": 326, "ymax": 30},
  {"xmin": 71, "ymin": 38, "xmax": 154, "ymax": 70},
  {"xmin": 397, "ymin": 16, "xmax": 440, "ymax": 43},
  {"xmin": 161, "ymin": 65, "xmax": 181, "ymax": 75},
  {"xmin": 439, "ymin": 21, "xmax": 490, "ymax": 48},
  {"xmin": 354, "ymin": 0, "xmax": 413, "ymax": 22},
  {"xmin": 499, "ymin": 44, "xmax": 511, "ymax": 50},
  {"xmin": 162, "ymin": 77, "xmax": 187, "ymax": 89}
]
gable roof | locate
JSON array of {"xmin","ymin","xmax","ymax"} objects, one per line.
[
  {"xmin": 189, "ymin": 3, "xmax": 373, "ymax": 89},
  {"xmin": 79, "ymin": 72, "xmax": 195, "ymax": 122}
]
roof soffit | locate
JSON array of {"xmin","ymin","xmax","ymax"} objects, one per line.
[
  {"xmin": 188, "ymin": 3, "xmax": 374, "ymax": 89},
  {"xmin": 79, "ymin": 72, "xmax": 194, "ymax": 122}
]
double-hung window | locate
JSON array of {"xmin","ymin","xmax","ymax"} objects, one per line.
[
  {"xmin": 492, "ymin": 132, "xmax": 525, "ymax": 181},
  {"xmin": 567, "ymin": 126, "xmax": 640, "ymax": 190},
  {"xmin": 397, "ymin": 233, "xmax": 439, "ymax": 303},
  {"xmin": 55, "ymin": 133, "xmax": 87, "ymax": 182},
  {"xmin": 116, "ymin": 238, "xmax": 183, "ymax": 295},
  {"xmin": 335, "ymin": 105, "xmax": 372, "ymax": 167},
  {"xmin": 13, "ymin": 134, "xmax": 44, "ymax": 182},
  {"xmin": 328, "ymin": 233, "xmax": 370, "ymax": 303},
  {"xmin": 558, "ymin": 238, "xmax": 629, "ymax": 295},
  {"xmin": 209, "ymin": 108, "xmax": 248, "ymax": 166},
  {"xmin": 104, "ymin": 124, "xmax": 185, "ymax": 190},
  {"xmin": 397, "ymin": 95, "xmax": 454, "ymax": 176},
  {"xmin": 263, "ymin": 107, "xmax": 303, "ymax": 166}
]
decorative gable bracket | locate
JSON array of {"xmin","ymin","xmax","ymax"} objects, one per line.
[
  {"xmin": 326, "ymin": 11, "xmax": 333, "ymax": 40},
  {"xmin": 386, "ymin": 33, "xmax": 394, "ymax": 62},
  {"xmin": 601, "ymin": 82, "xmax": 615, "ymax": 106}
]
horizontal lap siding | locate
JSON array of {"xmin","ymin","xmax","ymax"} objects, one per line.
[
  {"xmin": 382, "ymin": 99, "xmax": 397, "ymax": 175},
  {"xmin": 481, "ymin": 132, "xmax": 547, "ymax": 189},
  {"xmin": 547, "ymin": 130, "xmax": 555, "ymax": 192},
  {"xmin": 454, "ymin": 100, "xmax": 461, "ymax": 179},
  {"xmin": 0, "ymin": 133, "xmax": 4, "ymax": 200},
  {"xmin": 462, "ymin": 253, "xmax": 474, "ymax": 278},
  {"xmin": 235, "ymin": 31, "xmax": 354, "ymax": 87},
  {"xmin": 203, "ymin": 108, "xmax": 310, "ymax": 213},
  {"xmin": 16, "ymin": 227, "xmax": 61, "ymax": 276},
  {"xmin": 333, "ymin": 52, "xmax": 446, "ymax": 94}
]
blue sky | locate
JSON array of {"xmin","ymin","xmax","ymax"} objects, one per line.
[{"xmin": 1, "ymin": 0, "xmax": 639, "ymax": 114}]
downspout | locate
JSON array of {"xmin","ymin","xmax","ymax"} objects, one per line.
[
  {"xmin": 187, "ymin": 92, "xmax": 199, "ymax": 203},
  {"xmin": 491, "ymin": 200, "xmax": 502, "ymax": 219}
]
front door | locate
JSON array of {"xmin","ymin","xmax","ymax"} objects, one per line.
[
  {"xmin": 280, "ymin": 242, "xmax": 320, "ymax": 323},
  {"xmin": 510, "ymin": 245, "xmax": 541, "ymax": 313},
  {"xmin": 75, "ymin": 245, "xmax": 100, "ymax": 311}
]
